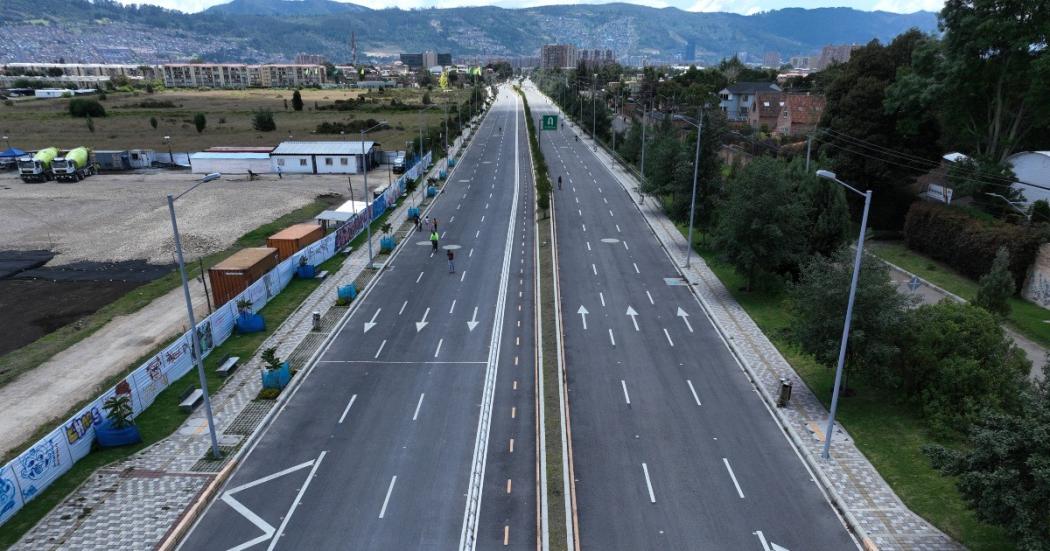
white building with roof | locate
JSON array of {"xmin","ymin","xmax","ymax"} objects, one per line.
[
  {"xmin": 190, "ymin": 151, "xmax": 273, "ymax": 174},
  {"xmin": 270, "ymin": 141, "xmax": 379, "ymax": 174},
  {"xmin": 1006, "ymin": 151, "xmax": 1050, "ymax": 205}
]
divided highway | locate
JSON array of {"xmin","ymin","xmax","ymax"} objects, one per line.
[
  {"xmin": 181, "ymin": 86, "xmax": 538, "ymax": 550},
  {"xmin": 523, "ymin": 82, "xmax": 858, "ymax": 551}
]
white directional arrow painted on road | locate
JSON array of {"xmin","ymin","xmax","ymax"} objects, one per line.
[
  {"xmin": 754, "ymin": 530, "xmax": 790, "ymax": 551},
  {"xmin": 416, "ymin": 307, "xmax": 430, "ymax": 332},
  {"xmin": 577, "ymin": 305, "xmax": 589, "ymax": 330},
  {"xmin": 364, "ymin": 308, "xmax": 381, "ymax": 333},
  {"xmin": 467, "ymin": 307, "xmax": 480, "ymax": 331},
  {"xmin": 626, "ymin": 306, "xmax": 639, "ymax": 331},
  {"xmin": 676, "ymin": 307, "xmax": 694, "ymax": 333}
]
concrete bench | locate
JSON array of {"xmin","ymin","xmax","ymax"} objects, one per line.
[
  {"xmin": 216, "ymin": 355, "xmax": 240, "ymax": 378},
  {"xmin": 315, "ymin": 270, "xmax": 329, "ymax": 281},
  {"xmin": 179, "ymin": 386, "xmax": 204, "ymax": 413}
]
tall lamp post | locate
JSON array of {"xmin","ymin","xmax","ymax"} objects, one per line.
[
  {"xmin": 167, "ymin": 172, "xmax": 223, "ymax": 459},
  {"xmin": 815, "ymin": 169, "xmax": 872, "ymax": 460},
  {"xmin": 361, "ymin": 120, "xmax": 388, "ymax": 266},
  {"xmin": 673, "ymin": 106, "xmax": 705, "ymax": 268}
]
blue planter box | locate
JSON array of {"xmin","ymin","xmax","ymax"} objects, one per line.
[
  {"xmin": 439, "ymin": 170, "xmax": 447, "ymax": 180},
  {"xmin": 427, "ymin": 186, "xmax": 437, "ymax": 198},
  {"xmin": 380, "ymin": 236, "xmax": 396, "ymax": 253},
  {"xmin": 407, "ymin": 207, "xmax": 420, "ymax": 219},
  {"xmin": 262, "ymin": 362, "xmax": 291, "ymax": 390},
  {"xmin": 96, "ymin": 423, "xmax": 142, "ymax": 448},
  {"xmin": 236, "ymin": 312, "xmax": 265, "ymax": 333},
  {"xmin": 296, "ymin": 264, "xmax": 316, "ymax": 279},
  {"xmin": 338, "ymin": 284, "xmax": 357, "ymax": 301},
  {"xmin": 448, "ymin": 158, "xmax": 456, "ymax": 167}
]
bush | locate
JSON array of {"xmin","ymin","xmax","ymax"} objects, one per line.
[
  {"xmin": 252, "ymin": 109, "xmax": 277, "ymax": 132},
  {"xmin": 315, "ymin": 118, "xmax": 383, "ymax": 134},
  {"xmin": 68, "ymin": 98, "xmax": 106, "ymax": 117},
  {"xmin": 903, "ymin": 202, "xmax": 1047, "ymax": 291}
]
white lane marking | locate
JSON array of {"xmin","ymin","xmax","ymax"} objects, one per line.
[
  {"xmin": 222, "ymin": 458, "xmax": 318, "ymax": 551},
  {"xmin": 481, "ymin": 215, "xmax": 486, "ymax": 223},
  {"xmin": 575, "ymin": 196, "xmax": 579, "ymax": 204},
  {"xmin": 461, "ymin": 270, "xmax": 467, "ymax": 282},
  {"xmin": 677, "ymin": 307, "xmax": 694, "ymax": 332},
  {"xmin": 379, "ymin": 475, "xmax": 398, "ymax": 518},
  {"xmin": 626, "ymin": 306, "xmax": 639, "ymax": 331},
  {"xmin": 604, "ymin": 197, "xmax": 608, "ymax": 204},
  {"xmin": 687, "ymin": 380, "xmax": 702, "ymax": 406},
  {"xmin": 642, "ymin": 463, "xmax": 656, "ymax": 503},
  {"xmin": 338, "ymin": 394, "xmax": 358, "ymax": 424},
  {"xmin": 633, "ymin": 262, "xmax": 640, "ymax": 274},
  {"xmin": 599, "ymin": 292, "xmax": 605, "ymax": 307},
  {"xmin": 476, "ymin": 230, "xmax": 481, "ymax": 239},
  {"xmin": 450, "ymin": 216, "xmax": 455, "ymax": 223},
  {"xmin": 608, "ymin": 329, "xmax": 616, "ymax": 346},
  {"xmin": 609, "ymin": 210, "xmax": 615, "ymax": 217},
  {"xmin": 578, "ymin": 209, "xmax": 582, "ymax": 216},
  {"xmin": 586, "ymin": 241, "xmax": 591, "ymax": 251},
  {"xmin": 399, "ymin": 300, "xmax": 408, "ymax": 316},
  {"xmin": 646, "ymin": 291, "xmax": 654, "ymax": 305},
  {"xmin": 364, "ymin": 308, "xmax": 381, "ymax": 333},
  {"xmin": 591, "ymin": 264, "xmax": 597, "ymax": 276},
  {"xmin": 616, "ymin": 224, "xmax": 621, "ymax": 233},
  {"xmin": 450, "ymin": 299, "xmax": 457, "ymax": 314},
  {"xmin": 663, "ymin": 328, "xmax": 674, "ymax": 347},
  {"xmin": 577, "ymin": 305, "xmax": 589, "ymax": 330},
  {"xmin": 457, "ymin": 204, "xmax": 462, "ymax": 210},
  {"xmin": 375, "ymin": 339, "xmax": 387, "ymax": 359},
  {"xmin": 621, "ymin": 380, "xmax": 631, "ymax": 405},
  {"xmin": 485, "ymin": 202, "xmax": 489, "ymax": 209},
  {"xmin": 266, "ymin": 451, "xmax": 328, "ymax": 551},
  {"xmin": 441, "ymin": 232, "xmax": 446, "ymax": 239},
  {"xmin": 624, "ymin": 241, "xmax": 630, "ymax": 251},
  {"xmin": 723, "ymin": 458, "xmax": 745, "ymax": 499},
  {"xmin": 469, "ymin": 248, "xmax": 474, "ymax": 257},
  {"xmin": 416, "ymin": 271, "xmax": 424, "ymax": 284},
  {"xmin": 412, "ymin": 393, "xmax": 425, "ymax": 421},
  {"xmin": 416, "ymin": 307, "xmax": 430, "ymax": 332},
  {"xmin": 467, "ymin": 306, "xmax": 480, "ymax": 331},
  {"xmin": 582, "ymin": 223, "xmax": 586, "ymax": 232}
]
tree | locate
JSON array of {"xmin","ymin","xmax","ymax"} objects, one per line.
[
  {"xmin": 902, "ymin": 302, "xmax": 1029, "ymax": 432},
  {"xmin": 422, "ymin": 91, "xmax": 432, "ymax": 105},
  {"xmin": 149, "ymin": 116, "xmax": 158, "ymax": 130},
  {"xmin": 796, "ymin": 159, "xmax": 851, "ymax": 257},
  {"xmin": 68, "ymin": 98, "xmax": 106, "ymax": 118},
  {"xmin": 252, "ymin": 109, "xmax": 277, "ymax": 132},
  {"xmin": 924, "ymin": 384, "xmax": 1050, "ymax": 548},
  {"xmin": 790, "ymin": 247, "xmax": 909, "ymax": 385},
  {"xmin": 145, "ymin": 83, "xmax": 154, "ymax": 94},
  {"xmin": 291, "ymin": 89, "xmax": 304, "ymax": 112},
  {"xmin": 973, "ymin": 247, "xmax": 1015, "ymax": 317},
  {"xmin": 1032, "ymin": 200, "xmax": 1050, "ymax": 225},
  {"xmin": 712, "ymin": 157, "xmax": 807, "ymax": 290},
  {"xmin": 193, "ymin": 112, "xmax": 206, "ymax": 133}
]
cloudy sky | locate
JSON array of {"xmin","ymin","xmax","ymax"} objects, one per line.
[{"xmin": 122, "ymin": 0, "xmax": 945, "ymax": 15}]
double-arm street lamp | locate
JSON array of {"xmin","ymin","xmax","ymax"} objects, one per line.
[
  {"xmin": 167, "ymin": 172, "xmax": 223, "ymax": 459},
  {"xmin": 815, "ymin": 169, "xmax": 873, "ymax": 460},
  {"xmin": 361, "ymin": 120, "xmax": 388, "ymax": 265}
]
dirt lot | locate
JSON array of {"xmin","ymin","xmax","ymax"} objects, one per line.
[
  {"xmin": 0, "ymin": 168, "xmax": 375, "ymax": 265},
  {"xmin": 0, "ymin": 86, "xmax": 469, "ymax": 153}
]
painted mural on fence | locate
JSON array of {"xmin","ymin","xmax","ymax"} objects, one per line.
[{"xmin": 0, "ymin": 153, "xmax": 431, "ymax": 529}]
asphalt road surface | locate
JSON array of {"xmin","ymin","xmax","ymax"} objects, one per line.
[
  {"xmin": 523, "ymin": 82, "xmax": 858, "ymax": 551},
  {"xmin": 181, "ymin": 85, "xmax": 538, "ymax": 551}
]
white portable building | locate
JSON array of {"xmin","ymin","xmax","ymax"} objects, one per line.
[
  {"xmin": 270, "ymin": 141, "xmax": 379, "ymax": 175},
  {"xmin": 190, "ymin": 151, "xmax": 272, "ymax": 174}
]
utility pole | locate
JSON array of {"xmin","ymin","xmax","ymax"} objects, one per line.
[
  {"xmin": 806, "ymin": 134, "xmax": 813, "ymax": 171},
  {"xmin": 686, "ymin": 106, "xmax": 703, "ymax": 268}
]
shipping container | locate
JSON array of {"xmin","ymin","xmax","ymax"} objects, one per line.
[
  {"xmin": 207, "ymin": 247, "xmax": 279, "ymax": 306},
  {"xmin": 266, "ymin": 223, "xmax": 324, "ymax": 261}
]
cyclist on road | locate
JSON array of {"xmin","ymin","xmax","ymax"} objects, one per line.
[{"xmin": 430, "ymin": 231, "xmax": 439, "ymax": 251}]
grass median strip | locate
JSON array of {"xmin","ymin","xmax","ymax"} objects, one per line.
[{"xmin": 682, "ymin": 227, "xmax": 1013, "ymax": 551}]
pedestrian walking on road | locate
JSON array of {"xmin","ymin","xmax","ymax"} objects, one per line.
[
  {"xmin": 558, "ymin": 175, "xmax": 562, "ymax": 190},
  {"xmin": 414, "ymin": 213, "xmax": 422, "ymax": 232},
  {"xmin": 431, "ymin": 218, "xmax": 439, "ymax": 232},
  {"xmin": 424, "ymin": 215, "xmax": 430, "ymax": 231},
  {"xmin": 430, "ymin": 231, "xmax": 439, "ymax": 251},
  {"xmin": 447, "ymin": 249, "xmax": 455, "ymax": 273}
]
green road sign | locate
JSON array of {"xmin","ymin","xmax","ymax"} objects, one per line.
[{"xmin": 542, "ymin": 115, "xmax": 558, "ymax": 131}]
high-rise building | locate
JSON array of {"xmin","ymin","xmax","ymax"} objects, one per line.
[
  {"xmin": 815, "ymin": 44, "xmax": 859, "ymax": 70},
  {"xmin": 422, "ymin": 51, "xmax": 438, "ymax": 68},
  {"xmin": 789, "ymin": 55, "xmax": 811, "ymax": 69},
  {"xmin": 399, "ymin": 51, "xmax": 452, "ymax": 68},
  {"xmin": 683, "ymin": 39, "xmax": 696, "ymax": 63},
  {"xmin": 763, "ymin": 51, "xmax": 781, "ymax": 68},
  {"xmin": 540, "ymin": 44, "xmax": 577, "ymax": 69}
]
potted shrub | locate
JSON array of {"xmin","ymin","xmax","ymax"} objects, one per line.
[
  {"xmin": 95, "ymin": 394, "xmax": 142, "ymax": 447},
  {"xmin": 235, "ymin": 298, "xmax": 265, "ymax": 333},
  {"xmin": 260, "ymin": 347, "xmax": 291, "ymax": 390},
  {"xmin": 380, "ymin": 222, "xmax": 396, "ymax": 253}
]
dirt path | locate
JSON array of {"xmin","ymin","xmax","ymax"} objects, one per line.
[{"xmin": 0, "ymin": 279, "xmax": 208, "ymax": 459}]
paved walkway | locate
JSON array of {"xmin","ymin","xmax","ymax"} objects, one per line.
[
  {"xmin": 883, "ymin": 260, "xmax": 1046, "ymax": 382},
  {"xmin": 557, "ymin": 109, "xmax": 961, "ymax": 550},
  {"xmin": 10, "ymin": 132, "xmax": 473, "ymax": 550}
]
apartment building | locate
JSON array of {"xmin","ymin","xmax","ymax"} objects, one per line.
[
  {"xmin": 161, "ymin": 64, "xmax": 326, "ymax": 88},
  {"xmin": 540, "ymin": 44, "xmax": 578, "ymax": 70}
]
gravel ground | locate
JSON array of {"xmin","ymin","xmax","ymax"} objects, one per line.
[{"xmin": 0, "ymin": 169, "xmax": 384, "ymax": 266}]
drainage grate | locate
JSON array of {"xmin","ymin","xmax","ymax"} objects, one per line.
[
  {"xmin": 288, "ymin": 333, "xmax": 326, "ymax": 369},
  {"xmin": 318, "ymin": 306, "xmax": 347, "ymax": 332},
  {"xmin": 224, "ymin": 400, "xmax": 274, "ymax": 436}
]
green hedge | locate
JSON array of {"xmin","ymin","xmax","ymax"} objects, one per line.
[{"xmin": 903, "ymin": 202, "xmax": 1047, "ymax": 290}]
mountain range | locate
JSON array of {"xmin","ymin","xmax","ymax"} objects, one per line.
[{"xmin": 0, "ymin": 0, "xmax": 939, "ymax": 64}]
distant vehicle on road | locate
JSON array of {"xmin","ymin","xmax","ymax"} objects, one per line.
[
  {"xmin": 19, "ymin": 147, "xmax": 59, "ymax": 183},
  {"xmin": 51, "ymin": 147, "xmax": 99, "ymax": 182},
  {"xmin": 392, "ymin": 154, "xmax": 406, "ymax": 174}
]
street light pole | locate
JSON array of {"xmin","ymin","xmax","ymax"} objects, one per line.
[
  {"xmin": 815, "ymin": 169, "xmax": 872, "ymax": 461},
  {"xmin": 167, "ymin": 172, "xmax": 222, "ymax": 459},
  {"xmin": 686, "ymin": 106, "xmax": 702, "ymax": 267},
  {"xmin": 360, "ymin": 120, "xmax": 387, "ymax": 266}
]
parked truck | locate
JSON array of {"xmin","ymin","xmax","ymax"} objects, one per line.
[
  {"xmin": 18, "ymin": 147, "xmax": 59, "ymax": 183},
  {"xmin": 52, "ymin": 147, "xmax": 98, "ymax": 182}
]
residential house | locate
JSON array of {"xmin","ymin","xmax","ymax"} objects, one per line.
[
  {"xmin": 748, "ymin": 91, "xmax": 784, "ymax": 133},
  {"xmin": 775, "ymin": 93, "xmax": 825, "ymax": 136},
  {"xmin": 718, "ymin": 82, "xmax": 782, "ymax": 123}
]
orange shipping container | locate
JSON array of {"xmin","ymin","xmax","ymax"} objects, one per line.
[
  {"xmin": 208, "ymin": 247, "xmax": 280, "ymax": 306},
  {"xmin": 266, "ymin": 222, "xmax": 324, "ymax": 261}
]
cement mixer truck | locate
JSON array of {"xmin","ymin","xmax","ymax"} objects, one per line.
[
  {"xmin": 18, "ymin": 147, "xmax": 59, "ymax": 183},
  {"xmin": 52, "ymin": 147, "xmax": 98, "ymax": 182}
]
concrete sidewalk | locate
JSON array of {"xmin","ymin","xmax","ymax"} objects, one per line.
[
  {"xmin": 9, "ymin": 138, "xmax": 471, "ymax": 550},
  {"xmin": 547, "ymin": 92, "xmax": 960, "ymax": 549}
]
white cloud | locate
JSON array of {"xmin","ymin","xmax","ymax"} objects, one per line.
[{"xmin": 872, "ymin": 0, "xmax": 944, "ymax": 13}]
